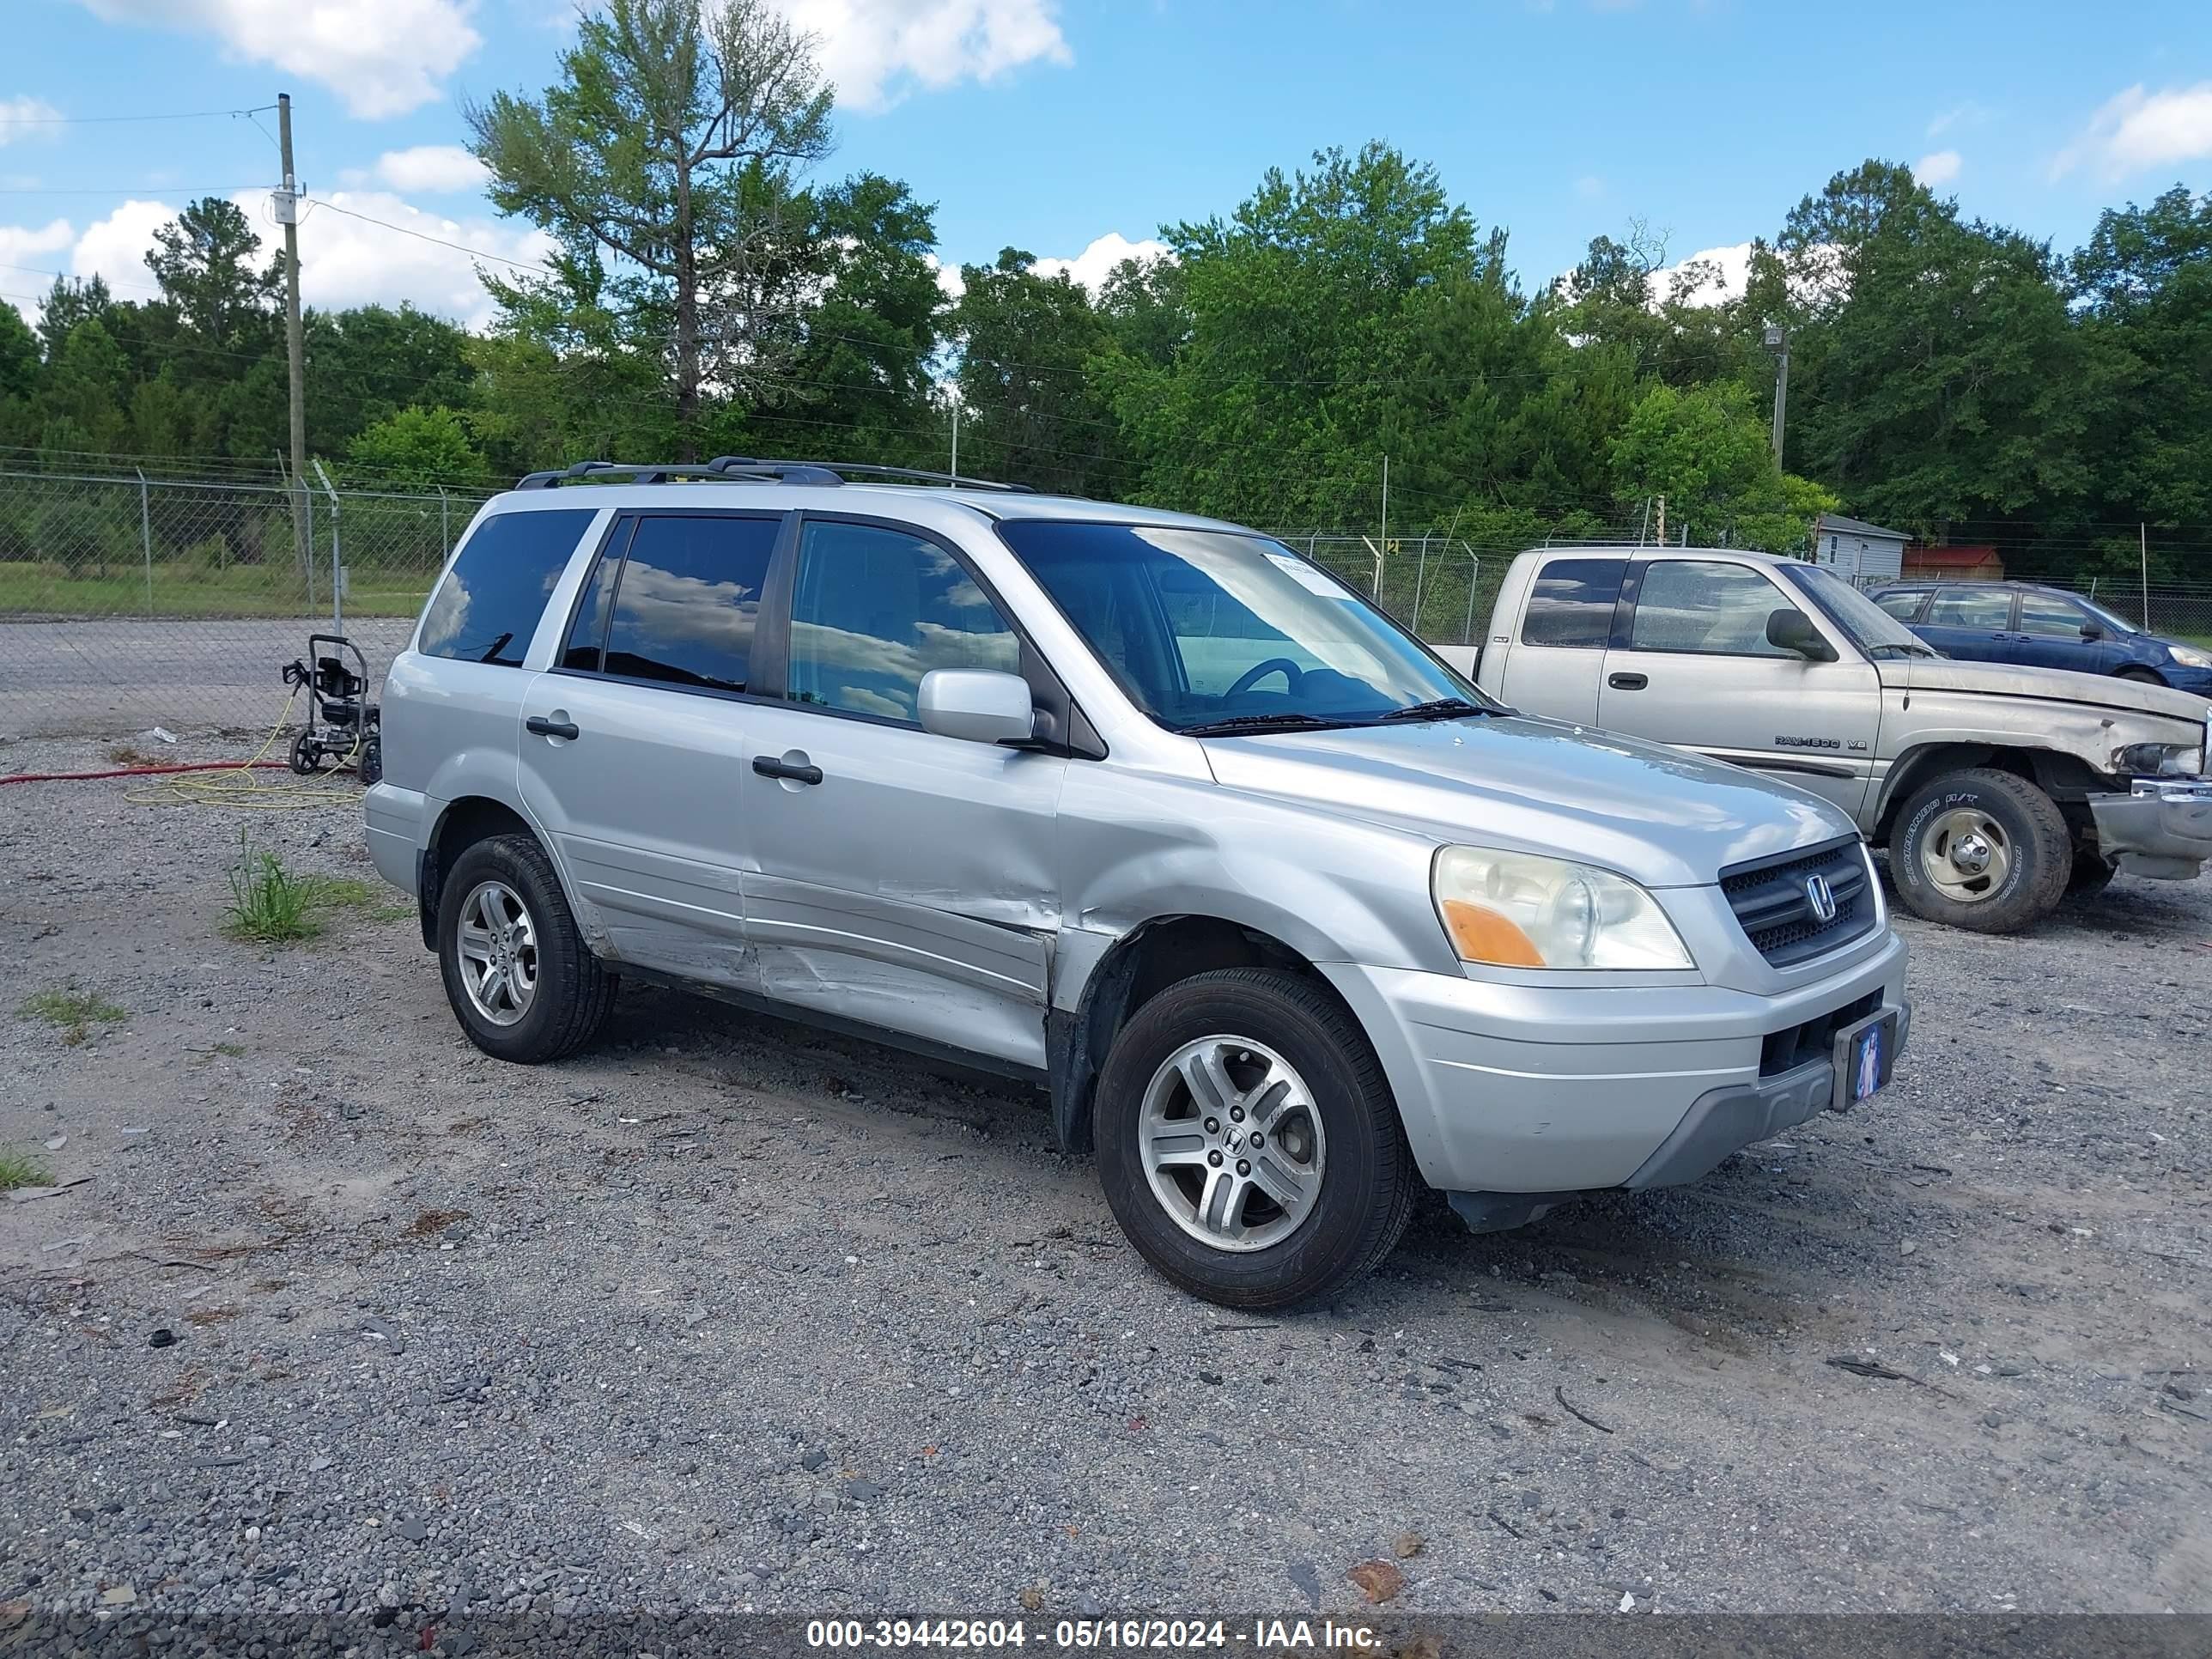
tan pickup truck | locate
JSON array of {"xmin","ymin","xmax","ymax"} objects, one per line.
[{"xmin": 1454, "ymin": 545, "xmax": 2212, "ymax": 933}]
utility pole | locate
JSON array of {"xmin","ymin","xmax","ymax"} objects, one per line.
[
  {"xmin": 1380, "ymin": 453, "xmax": 1389, "ymax": 552},
  {"xmin": 949, "ymin": 400, "xmax": 959, "ymax": 483},
  {"xmin": 1763, "ymin": 325, "xmax": 1790, "ymax": 465},
  {"xmin": 1655, "ymin": 495, "xmax": 1667, "ymax": 546},
  {"xmin": 276, "ymin": 94, "xmax": 309, "ymax": 575},
  {"xmin": 2141, "ymin": 523, "xmax": 2151, "ymax": 631}
]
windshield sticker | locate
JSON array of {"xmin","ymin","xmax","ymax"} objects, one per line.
[{"xmin": 1267, "ymin": 551, "xmax": 1352, "ymax": 598}]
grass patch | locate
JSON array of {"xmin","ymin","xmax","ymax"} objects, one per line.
[
  {"xmin": 0, "ymin": 560, "xmax": 430, "ymax": 620},
  {"xmin": 0, "ymin": 1148, "xmax": 54, "ymax": 1191},
  {"xmin": 18, "ymin": 987, "xmax": 127, "ymax": 1045},
  {"xmin": 212, "ymin": 1041, "xmax": 247, "ymax": 1058},
  {"xmin": 221, "ymin": 836, "xmax": 392, "ymax": 944}
]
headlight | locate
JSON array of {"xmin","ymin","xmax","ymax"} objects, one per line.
[
  {"xmin": 2170, "ymin": 644, "xmax": 2212, "ymax": 670},
  {"xmin": 2113, "ymin": 741, "xmax": 2204, "ymax": 777},
  {"xmin": 1432, "ymin": 847, "xmax": 1693, "ymax": 970}
]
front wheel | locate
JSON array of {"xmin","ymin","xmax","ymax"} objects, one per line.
[
  {"xmin": 2117, "ymin": 667, "xmax": 2165, "ymax": 685},
  {"xmin": 1093, "ymin": 968, "xmax": 1415, "ymax": 1309},
  {"xmin": 436, "ymin": 833, "xmax": 617, "ymax": 1063},
  {"xmin": 1886, "ymin": 768, "xmax": 2069, "ymax": 933}
]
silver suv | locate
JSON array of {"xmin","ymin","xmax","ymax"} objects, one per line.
[{"xmin": 366, "ymin": 459, "xmax": 1911, "ymax": 1307}]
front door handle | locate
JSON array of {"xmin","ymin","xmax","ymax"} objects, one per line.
[
  {"xmin": 752, "ymin": 755, "xmax": 823, "ymax": 786},
  {"xmin": 1607, "ymin": 672, "xmax": 1649, "ymax": 690},
  {"xmin": 526, "ymin": 715, "xmax": 580, "ymax": 740}
]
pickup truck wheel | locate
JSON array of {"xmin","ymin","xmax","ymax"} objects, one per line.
[
  {"xmin": 2067, "ymin": 849, "xmax": 2118, "ymax": 900},
  {"xmin": 437, "ymin": 833, "xmax": 617, "ymax": 1063},
  {"xmin": 1886, "ymin": 768, "xmax": 2069, "ymax": 933},
  {"xmin": 1093, "ymin": 968, "xmax": 1414, "ymax": 1310}
]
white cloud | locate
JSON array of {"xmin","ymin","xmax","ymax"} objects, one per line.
[
  {"xmin": 1927, "ymin": 101, "xmax": 1991, "ymax": 138},
  {"xmin": 0, "ymin": 95, "xmax": 64, "ymax": 146},
  {"xmin": 778, "ymin": 0, "xmax": 1071, "ymax": 112},
  {"xmin": 2054, "ymin": 82, "xmax": 2212, "ymax": 180},
  {"xmin": 0, "ymin": 217, "xmax": 76, "ymax": 322},
  {"xmin": 290, "ymin": 190, "xmax": 552, "ymax": 325},
  {"xmin": 1648, "ymin": 241, "xmax": 1753, "ymax": 309},
  {"xmin": 76, "ymin": 0, "xmax": 482, "ymax": 119},
  {"xmin": 1913, "ymin": 149, "xmax": 1962, "ymax": 187},
  {"xmin": 924, "ymin": 252, "xmax": 964, "ymax": 303},
  {"xmin": 7, "ymin": 186, "xmax": 550, "ymax": 330},
  {"xmin": 1574, "ymin": 174, "xmax": 1605, "ymax": 199},
  {"xmin": 1032, "ymin": 231, "xmax": 1170, "ymax": 294},
  {"xmin": 345, "ymin": 144, "xmax": 490, "ymax": 194}
]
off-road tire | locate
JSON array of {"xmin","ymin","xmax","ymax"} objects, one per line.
[
  {"xmin": 1093, "ymin": 968, "xmax": 1416, "ymax": 1309},
  {"xmin": 437, "ymin": 832, "xmax": 617, "ymax": 1063},
  {"xmin": 1887, "ymin": 768, "xmax": 2069, "ymax": 933}
]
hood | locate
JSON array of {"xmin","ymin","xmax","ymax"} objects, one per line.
[
  {"xmin": 1200, "ymin": 714, "xmax": 1852, "ymax": 889},
  {"xmin": 1878, "ymin": 656, "xmax": 2209, "ymax": 726}
]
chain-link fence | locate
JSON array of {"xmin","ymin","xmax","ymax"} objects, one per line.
[
  {"xmin": 0, "ymin": 467, "xmax": 495, "ymax": 738},
  {"xmin": 2079, "ymin": 580, "xmax": 2212, "ymax": 647}
]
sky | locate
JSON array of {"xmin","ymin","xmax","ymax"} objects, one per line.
[{"xmin": 3, "ymin": 0, "xmax": 2210, "ymax": 331}]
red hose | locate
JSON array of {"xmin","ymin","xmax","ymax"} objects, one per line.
[{"xmin": 1, "ymin": 761, "xmax": 295, "ymax": 785}]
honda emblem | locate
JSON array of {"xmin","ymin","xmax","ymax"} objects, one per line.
[{"xmin": 1804, "ymin": 873, "xmax": 1838, "ymax": 924}]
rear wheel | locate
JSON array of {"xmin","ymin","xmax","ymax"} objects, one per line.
[
  {"xmin": 1886, "ymin": 768, "xmax": 2069, "ymax": 933},
  {"xmin": 436, "ymin": 833, "xmax": 617, "ymax": 1063},
  {"xmin": 1093, "ymin": 968, "xmax": 1415, "ymax": 1309}
]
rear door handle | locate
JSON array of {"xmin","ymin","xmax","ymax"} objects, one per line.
[
  {"xmin": 752, "ymin": 755, "xmax": 823, "ymax": 786},
  {"xmin": 525, "ymin": 715, "xmax": 580, "ymax": 740},
  {"xmin": 1607, "ymin": 672, "xmax": 1649, "ymax": 690}
]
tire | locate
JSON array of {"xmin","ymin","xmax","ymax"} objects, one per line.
[
  {"xmin": 2117, "ymin": 667, "xmax": 2165, "ymax": 685},
  {"xmin": 436, "ymin": 832, "xmax": 617, "ymax": 1063},
  {"xmin": 2066, "ymin": 848, "xmax": 2118, "ymax": 900},
  {"xmin": 1886, "ymin": 768, "xmax": 2069, "ymax": 933},
  {"xmin": 288, "ymin": 731, "xmax": 322, "ymax": 775},
  {"xmin": 1093, "ymin": 968, "xmax": 1416, "ymax": 1310}
]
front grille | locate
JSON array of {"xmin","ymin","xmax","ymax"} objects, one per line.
[{"xmin": 1719, "ymin": 837, "xmax": 1877, "ymax": 968}]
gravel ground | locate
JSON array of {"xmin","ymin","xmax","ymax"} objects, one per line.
[{"xmin": 2, "ymin": 730, "xmax": 2208, "ymax": 1624}]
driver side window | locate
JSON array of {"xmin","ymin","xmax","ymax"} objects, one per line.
[{"xmin": 1629, "ymin": 560, "xmax": 1799, "ymax": 658}]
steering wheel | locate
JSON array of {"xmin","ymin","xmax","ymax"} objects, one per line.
[{"xmin": 1225, "ymin": 657, "xmax": 1305, "ymax": 697}]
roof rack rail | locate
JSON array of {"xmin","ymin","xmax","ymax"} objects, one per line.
[
  {"xmin": 512, "ymin": 457, "xmax": 1033, "ymax": 491},
  {"xmin": 710, "ymin": 458, "xmax": 1034, "ymax": 493}
]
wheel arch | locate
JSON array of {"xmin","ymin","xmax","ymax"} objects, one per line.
[
  {"xmin": 1874, "ymin": 743, "xmax": 2108, "ymax": 842},
  {"xmin": 417, "ymin": 795, "xmax": 538, "ymax": 950},
  {"xmin": 1046, "ymin": 915, "xmax": 1364, "ymax": 1157}
]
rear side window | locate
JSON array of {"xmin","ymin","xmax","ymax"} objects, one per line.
[
  {"xmin": 1926, "ymin": 586, "xmax": 2013, "ymax": 629},
  {"xmin": 1522, "ymin": 558, "xmax": 1626, "ymax": 647},
  {"xmin": 419, "ymin": 508, "xmax": 597, "ymax": 666},
  {"xmin": 599, "ymin": 515, "xmax": 781, "ymax": 694}
]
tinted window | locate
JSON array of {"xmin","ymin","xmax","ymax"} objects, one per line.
[
  {"xmin": 2016, "ymin": 593, "xmax": 2090, "ymax": 638},
  {"xmin": 561, "ymin": 539, "xmax": 621, "ymax": 671},
  {"xmin": 1522, "ymin": 558, "xmax": 1626, "ymax": 647},
  {"xmin": 786, "ymin": 521, "xmax": 1018, "ymax": 723},
  {"xmin": 1926, "ymin": 586, "xmax": 2013, "ymax": 629},
  {"xmin": 1874, "ymin": 589, "xmax": 1928, "ymax": 621},
  {"xmin": 602, "ymin": 515, "xmax": 779, "ymax": 693},
  {"xmin": 1629, "ymin": 560, "xmax": 1796, "ymax": 657},
  {"xmin": 419, "ymin": 508, "xmax": 596, "ymax": 666}
]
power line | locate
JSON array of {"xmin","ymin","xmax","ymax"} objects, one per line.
[{"xmin": 1, "ymin": 106, "xmax": 278, "ymax": 125}]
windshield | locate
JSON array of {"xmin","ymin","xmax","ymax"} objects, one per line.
[
  {"xmin": 1780, "ymin": 562, "xmax": 1938, "ymax": 659},
  {"xmin": 996, "ymin": 520, "xmax": 1500, "ymax": 734}
]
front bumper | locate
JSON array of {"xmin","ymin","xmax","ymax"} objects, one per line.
[
  {"xmin": 2088, "ymin": 779, "xmax": 2212, "ymax": 879},
  {"xmin": 1320, "ymin": 925, "xmax": 1910, "ymax": 1203}
]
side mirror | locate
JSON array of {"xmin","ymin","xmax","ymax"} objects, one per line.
[
  {"xmin": 917, "ymin": 668, "xmax": 1036, "ymax": 746},
  {"xmin": 2081, "ymin": 621, "xmax": 2105, "ymax": 641},
  {"xmin": 1766, "ymin": 607, "xmax": 1838, "ymax": 662}
]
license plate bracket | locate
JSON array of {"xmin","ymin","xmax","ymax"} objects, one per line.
[{"xmin": 1832, "ymin": 1008, "xmax": 1898, "ymax": 1109}]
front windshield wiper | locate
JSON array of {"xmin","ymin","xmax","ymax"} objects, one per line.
[
  {"xmin": 1370, "ymin": 696, "xmax": 1493, "ymax": 723},
  {"xmin": 1178, "ymin": 712, "xmax": 1362, "ymax": 738}
]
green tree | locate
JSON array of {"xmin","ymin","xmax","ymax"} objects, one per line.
[
  {"xmin": 468, "ymin": 0, "xmax": 834, "ymax": 456},
  {"xmin": 347, "ymin": 405, "xmax": 485, "ymax": 484},
  {"xmin": 306, "ymin": 304, "xmax": 477, "ymax": 457},
  {"xmin": 1609, "ymin": 380, "xmax": 1831, "ymax": 550},
  {"xmin": 948, "ymin": 248, "xmax": 1121, "ymax": 495},
  {"xmin": 35, "ymin": 318, "xmax": 131, "ymax": 458},
  {"xmin": 147, "ymin": 197, "xmax": 279, "ymax": 352}
]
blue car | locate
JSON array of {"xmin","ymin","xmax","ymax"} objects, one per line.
[{"xmin": 1869, "ymin": 580, "xmax": 2212, "ymax": 697}]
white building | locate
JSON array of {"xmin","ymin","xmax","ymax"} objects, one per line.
[{"xmin": 1811, "ymin": 514, "xmax": 1909, "ymax": 583}]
